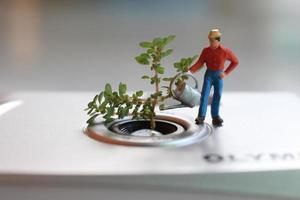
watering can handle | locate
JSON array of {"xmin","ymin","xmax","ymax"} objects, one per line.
[{"xmin": 169, "ymin": 72, "xmax": 199, "ymax": 99}]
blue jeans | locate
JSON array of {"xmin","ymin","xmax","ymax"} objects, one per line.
[{"xmin": 198, "ymin": 69, "xmax": 223, "ymax": 118}]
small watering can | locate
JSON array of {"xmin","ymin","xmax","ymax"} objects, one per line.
[{"xmin": 161, "ymin": 72, "xmax": 201, "ymax": 110}]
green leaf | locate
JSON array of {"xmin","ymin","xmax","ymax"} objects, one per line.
[
  {"xmin": 126, "ymin": 102, "xmax": 133, "ymax": 109},
  {"xmin": 135, "ymin": 56, "xmax": 150, "ymax": 65},
  {"xmin": 105, "ymin": 83, "xmax": 112, "ymax": 95},
  {"xmin": 132, "ymin": 93, "xmax": 137, "ymax": 102},
  {"xmin": 183, "ymin": 66, "xmax": 189, "ymax": 72},
  {"xmin": 174, "ymin": 62, "xmax": 181, "ymax": 69},
  {"xmin": 103, "ymin": 107, "xmax": 114, "ymax": 119},
  {"xmin": 180, "ymin": 58, "xmax": 187, "ymax": 65},
  {"xmin": 117, "ymin": 107, "xmax": 124, "ymax": 118},
  {"xmin": 84, "ymin": 107, "xmax": 90, "ymax": 111},
  {"xmin": 143, "ymin": 107, "xmax": 151, "ymax": 115},
  {"xmin": 161, "ymin": 35, "xmax": 176, "ymax": 47},
  {"xmin": 136, "ymin": 90, "xmax": 143, "ymax": 97},
  {"xmin": 156, "ymin": 66, "xmax": 165, "ymax": 74},
  {"xmin": 150, "ymin": 77, "xmax": 155, "ymax": 84},
  {"xmin": 107, "ymin": 107, "xmax": 114, "ymax": 115},
  {"xmin": 99, "ymin": 100, "xmax": 108, "ymax": 111},
  {"xmin": 112, "ymin": 91, "xmax": 118, "ymax": 96},
  {"xmin": 87, "ymin": 108, "xmax": 94, "ymax": 115},
  {"xmin": 118, "ymin": 82, "xmax": 127, "ymax": 96},
  {"xmin": 165, "ymin": 35, "xmax": 176, "ymax": 44},
  {"xmin": 104, "ymin": 117, "xmax": 114, "ymax": 123},
  {"xmin": 147, "ymin": 48, "xmax": 154, "ymax": 54},
  {"xmin": 93, "ymin": 94, "xmax": 99, "ymax": 103},
  {"xmin": 132, "ymin": 104, "xmax": 140, "ymax": 114},
  {"xmin": 141, "ymin": 75, "xmax": 150, "ymax": 79},
  {"xmin": 186, "ymin": 57, "xmax": 192, "ymax": 65},
  {"xmin": 86, "ymin": 114, "xmax": 99, "ymax": 126},
  {"xmin": 139, "ymin": 41, "xmax": 153, "ymax": 48},
  {"xmin": 123, "ymin": 107, "xmax": 129, "ymax": 117},
  {"xmin": 152, "ymin": 37, "xmax": 162, "ymax": 46},
  {"xmin": 140, "ymin": 53, "xmax": 150, "ymax": 59},
  {"xmin": 87, "ymin": 101, "xmax": 94, "ymax": 108},
  {"xmin": 98, "ymin": 92, "xmax": 104, "ymax": 103},
  {"xmin": 117, "ymin": 106, "xmax": 129, "ymax": 119},
  {"xmin": 150, "ymin": 76, "xmax": 161, "ymax": 84},
  {"xmin": 161, "ymin": 49, "xmax": 173, "ymax": 58}
]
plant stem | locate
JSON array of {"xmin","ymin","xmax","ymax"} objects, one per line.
[{"xmin": 150, "ymin": 68, "xmax": 158, "ymax": 130}]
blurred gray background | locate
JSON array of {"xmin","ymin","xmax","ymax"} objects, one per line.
[{"xmin": 0, "ymin": 0, "xmax": 299, "ymax": 94}]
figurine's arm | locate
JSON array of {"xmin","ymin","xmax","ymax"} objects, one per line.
[
  {"xmin": 188, "ymin": 49, "xmax": 205, "ymax": 73},
  {"xmin": 224, "ymin": 48, "xmax": 239, "ymax": 75}
]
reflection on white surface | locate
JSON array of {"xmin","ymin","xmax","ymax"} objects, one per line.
[
  {"xmin": 0, "ymin": 100, "xmax": 22, "ymax": 117},
  {"xmin": 0, "ymin": 92, "xmax": 299, "ymax": 175}
]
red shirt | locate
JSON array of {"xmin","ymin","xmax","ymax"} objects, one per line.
[{"xmin": 189, "ymin": 44, "xmax": 239, "ymax": 75}]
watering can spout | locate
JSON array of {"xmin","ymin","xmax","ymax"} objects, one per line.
[{"xmin": 160, "ymin": 72, "xmax": 201, "ymax": 110}]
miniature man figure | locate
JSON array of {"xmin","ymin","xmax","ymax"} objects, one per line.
[{"xmin": 188, "ymin": 29, "xmax": 239, "ymax": 126}]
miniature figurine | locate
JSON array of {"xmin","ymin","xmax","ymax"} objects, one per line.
[{"xmin": 188, "ymin": 28, "xmax": 239, "ymax": 126}]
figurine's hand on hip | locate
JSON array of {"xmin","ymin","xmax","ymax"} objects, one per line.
[{"xmin": 219, "ymin": 72, "xmax": 226, "ymax": 79}]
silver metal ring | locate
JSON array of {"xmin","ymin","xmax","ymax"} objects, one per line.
[{"xmin": 84, "ymin": 113, "xmax": 212, "ymax": 147}]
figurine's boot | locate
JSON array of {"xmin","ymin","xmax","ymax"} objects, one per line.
[
  {"xmin": 195, "ymin": 116, "xmax": 205, "ymax": 125},
  {"xmin": 212, "ymin": 116, "xmax": 223, "ymax": 126}
]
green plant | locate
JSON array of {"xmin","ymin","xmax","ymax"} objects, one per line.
[
  {"xmin": 84, "ymin": 82, "xmax": 144, "ymax": 125},
  {"xmin": 85, "ymin": 35, "xmax": 197, "ymax": 130},
  {"xmin": 134, "ymin": 35, "xmax": 176, "ymax": 129}
]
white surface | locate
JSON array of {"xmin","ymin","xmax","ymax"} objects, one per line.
[{"xmin": 0, "ymin": 91, "xmax": 300, "ymax": 176}]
